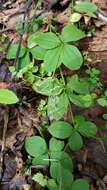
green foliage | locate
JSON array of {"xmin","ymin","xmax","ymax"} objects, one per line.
[
  {"xmin": 0, "ymin": 89, "xmax": 19, "ymax": 104},
  {"xmin": 61, "ymin": 44, "xmax": 83, "ymax": 70},
  {"xmin": 28, "ymin": 24, "xmax": 85, "ymax": 72},
  {"xmin": 30, "ymin": 32, "xmax": 61, "ymax": 49},
  {"xmin": 75, "ymin": 115, "xmax": 97, "ymax": 137},
  {"xmin": 85, "ymin": 68, "xmax": 102, "ymax": 90},
  {"xmin": 47, "ymin": 92, "xmax": 69, "ymax": 120},
  {"xmin": 74, "ymin": 2, "xmax": 97, "ymax": 14},
  {"xmin": 25, "ymin": 136, "xmax": 48, "ymax": 157},
  {"xmin": 32, "ymin": 172, "xmax": 47, "ymax": 187},
  {"xmin": 33, "ymin": 77, "xmax": 63, "ymax": 96},
  {"xmin": 31, "ymin": 46, "xmax": 46, "ymax": 60},
  {"xmin": 68, "ymin": 131, "xmax": 83, "ymax": 151},
  {"xmin": 48, "ymin": 121, "xmax": 73, "ymax": 139},
  {"xmin": 71, "ymin": 179, "xmax": 89, "ymax": 190},
  {"xmin": 61, "ymin": 24, "xmax": 85, "ymax": 42},
  {"xmin": 67, "ymin": 74, "xmax": 89, "ymax": 94},
  {"xmin": 97, "ymin": 91, "xmax": 107, "ymax": 107},
  {"xmin": 102, "ymin": 114, "xmax": 107, "ymax": 129},
  {"xmin": 6, "ymin": 44, "xmax": 26, "ymax": 59},
  {"xmin": 5, "ymin": 3, "xmax": 100, "ymax": 189},
  {"xmin": 49, "ymin": 138, "xmax": 64, "ymax": 151}
]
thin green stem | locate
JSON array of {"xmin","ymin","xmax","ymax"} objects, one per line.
[{"xmin": 60, "ymin": 68, "xmax": 65, "ymax": 85}]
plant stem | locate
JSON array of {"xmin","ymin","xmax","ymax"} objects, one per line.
[{"xmin": 60, "ymin": 68, "xmax": 65, "ymax": 85}]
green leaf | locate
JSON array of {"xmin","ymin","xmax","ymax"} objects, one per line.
[
  {"xmin": 61, "ymin": 44, "xmax": 83, "ymax": 70},
  {"xmin": 44, "ymin": 46, "xmax": 62, "ymax": 72},
  {"xmin": 32, "ymin": 153, "xmax": 49, "ymax": 166},
  {"xmin": 61, "ymin": 24, "xmax": 85, "ymax": 42},
  {"xmin": 97, "ymin": 98, "xmax": 107, "ymax": 107},
  {"xmin": 25, "ymin": 136, "xmax": 48, "ymax": 157},
  {"xmin": 47, "ymin": 179, "xmax": 59, "ymax": 190},
  {"xmin": 57, "ymin": 166, "xmax": 74, "ymax": 190},
  {"xmin": 68, "ymin": 131, "xmax": 83, "ymax": 151},
  {"xmin": 50, "ymin": 161, "xmax": 60, "ymax": 179},
  {"xmin": 47, "ymin": 92, "xmax": 69, "ymax": 120},
  {"xmin": 50, "ymin": 162, "xmax": 73, "ymax": 189},
  {"xmin": 74, "ymin": 115, "xmax": 85, "ymax": 125},
  {"xmin": 60, "ymin": 152, "xmax": 73, "ymax": 172},
  {"xmin": 32, "ymin": 173, "xmax": 47, "ymax": 187},
  {"xmin": 31, "ymin": 46, "xmax": 46, "ymax": 60},
  {"xmin": 77, "ymin": 121, "xmax": 97, "ymax": 137},
  {"xmin": 48, "ymin": 121, "xmax": 73, "ymax": 139},
  {"xmin": 69, "ymin": 93, "xmax": 93, "ymax": 108},
  {"xmin": 49, "ymin": 138, "xmax": 64, "ymax": 151},
  {"xmin": 50, "ymin": 151, "xmax": 73, "ymax": 172},
  {"xmin": 70, "ymin": 13, "xmax": 82, "ymax": 23},
  {"xmin": 74, "ymin": 2, "xmax": 97, "ymax": 14},
  {"xmin": 0, "ymin": 89, "xmax": 19, "ymax": 104},
  {"xmin": 67, "ymin": 75, "xmax": 89, "ymax": 94},
  {"xmin": 33, "ymin": 77, "xmax": 63, "ymax": 96},
  {"xmin": 71, "ymin": 179, "xmax": 89, "ymax": 190},
  {"xmin": 31, "ymin": 32, "xmax": 61, "ymax": 49},
  {"xmin": 19, "ymin": 51, "xmax": 30, "ymax": 69},
  {"xmin": 6, "ymin": 44, "xmax": 26, "ymax": 59},
  {"xmin": 103, "ymin": 114, "xmax": 107, "ymax": 120},
  {"xmin": 28, "ymin": 33, "xmax": 38, "ymax": 48},
  {"xmin": 50, "ymin": 151, "xmax": 73, "ymax": 189}
]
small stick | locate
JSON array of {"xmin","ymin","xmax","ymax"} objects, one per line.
[
  {"xmin": 0, "ymin": 110, "xmax": 8, "ymax": 181},
  {"xmin": 97, "ymin": 10, "xmax": 107, "ymax": 23}
]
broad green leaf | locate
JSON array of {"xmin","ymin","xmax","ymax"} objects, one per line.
[
  {"xmin": 74, "ymin": 2, "xmax": 97, "ymax": 14},
  {"xmin": 32, "ymin": 173, "xmax": 47, "ymax": 187},
  {"xmin": 97, "ymin": 98, "xmax": 107, "ymax": 107},
  {"xmin": 50, "ymin": 162, "xmax": 60, "ymax": 179},
  {"xmin": 49, "ymin": 138, "xmax": 64, "ymax": 151},
  {"xmin": 80, "ymin": 94, "xmax": 93, "ymax": 107},
  {"xmin": 67, "ymin": 75, "xmax": 89, "ymax": 94},
  {"xmin": 50, "ymin": 162, "xmax": 73, "ymax": 189},
  {"xmin": 61, "ymin": 44, "xmax": 83, "ymax": 70},
  {"xmin": 44, "ymin": 46, "xmax": 62, "ymax": 72},
  {"xmin": 103, "ymin": 114, "xmax": 107, "ymax": 120},
  {"xmin": 74, "ymin": 115, "xmax": 85, "ymax": 125},
  {"xmin": 50, "ymin": 152, "xmax": 73, "ymax": 190},
  {"xmin": 31, "ymin": 32, "xmax": 61, "ymax": 49},
  {"xmin": 47, "ymin": 92, "xmax": 69, "ymax": 120},
  {"xmin": 28, "ymin": 33, "xmax": 38, "ymax": 48},
  {"xmin": 77, "ymin": 121, "xmax": 97, "ymax": 137},
  {"xmin": 19, "ymin": 51, "xmax": 30, "ymax": 69},
  {"xmin": 47, "ymin": 179, "xmax": 59, "ymax": 190},
  {"xmin": 6, "ymin": 44, "xmax": 26, "ymax": 59},
  {"xmin": 60, "ymin": 152, "xmax": 73, "ymax": 172},
  {"xmin": 69, "ymin": 93, "xmax": 93, "ymax": 108},
  {"xmin": 0, "ymin": 89, "xmax": 19, "ymax": 104},
  {"xmin": 70, "ymin": 13, "xmax": 82, "ymax": 23},
  {"xmin": 104, "ymin": 122, "xmax": 107, "ymax": 129},
  {"xmin": 31, "ymin": 46, "xmax": 46, "ymax": 60},
  {"xmin": 61, "ymin": 24, "xmax": 85, "ymax": 42},
  {"xmin": 32, "ymin": 153, "xmax": 49, "ymax": 166},
  {"xmin": 48, "ymin": 121, "xmax": 73, "ymax": 139},
  {"xmin": 50, "ymin": 151, "xmax": 73, "ymax": 172},
  {"xmin": 71, "ymin": 179, "xmax": 89, "ymax": 190},
  {"xmin": 68, "ymin": 131, "xmax": 83, "ymax": 151},
  {"xmin": 57, "ymin": 166, "xmax": 74, "ymax": 190},
  {"xmin": 25, "ymin": 136, "xmax": 48, "ymax": 157},
  {"xmin": 33, "ymin": 77, "xmax": 63, "ymax": 96}
]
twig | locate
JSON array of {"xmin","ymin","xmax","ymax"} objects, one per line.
[
  {"xmin": 14, "ymin": 0, "xmax": 33, "ymax": 71},
  {"xmin": 97, "ymin": 10, "xmax": 107, "ymax": 23},
  {"xmin": 0, "ymin": 110, "xmax": 8, "ymax": 181}
]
